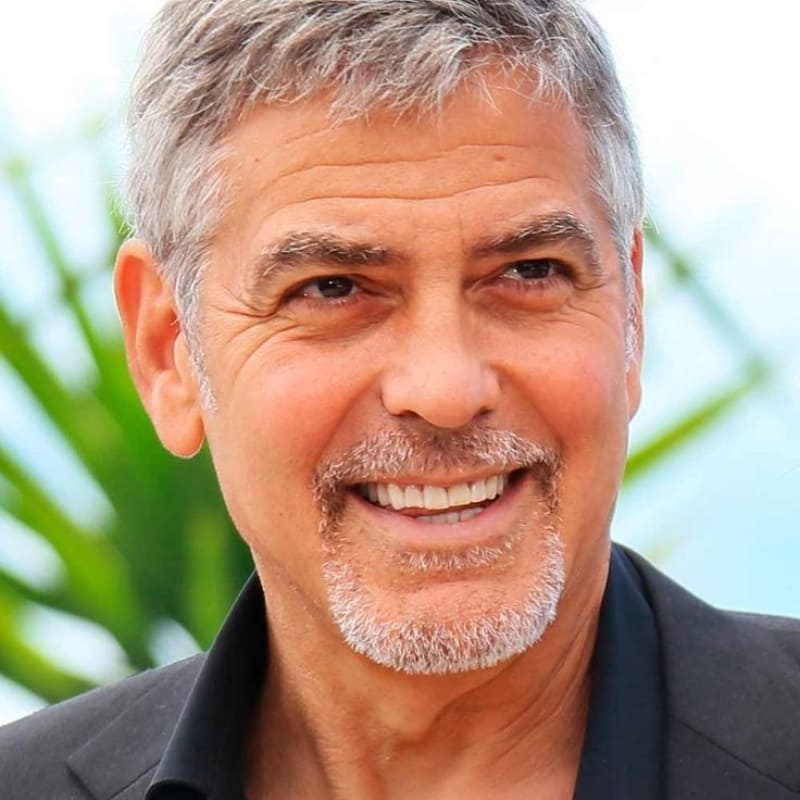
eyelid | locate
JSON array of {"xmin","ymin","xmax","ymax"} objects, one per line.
[
  {"xmin": 498, "ymin": 257, "xmax": 573, "ymax": 279},
  {"xmin": 296, "ymin": 275, "xmax": 358, "ymax": 298},
  {"xmin": 505, "ymin": 257, "xmax": 557, "ymax": 273},
  {"xmin": 281, "ymin": 273, "xmax": 372, "ymax": 311}
]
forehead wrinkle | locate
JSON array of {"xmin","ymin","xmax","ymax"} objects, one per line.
[
  {"xmin": 242, "ymin": 149, "xmax": 540, "ymax": 204},
  {"xmin": 227, "ymin": 108, "xmax": 543, "ymax": 190},
  {"xmin": 264, "ymin": 141, "xmax": 536, "ymax": 177},
  {"xmin": 241, "ymin": 175, "xmax": 559, "ymax": 220}
]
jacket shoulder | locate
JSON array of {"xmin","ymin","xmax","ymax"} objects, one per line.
[
  {"xmin": 624, "ymin": 545, "xmax": 800, "ymax": 667},
  {"xmin": 730, "ymin": 608, "xmax": 800, "ymax": 640},
  {"xmin": 621, "ymin": 545, "xmax": 800, "ymax": 793},
  {"xmin": 0, "ymin": 655, "xmax": 203, "ymax": 799}
]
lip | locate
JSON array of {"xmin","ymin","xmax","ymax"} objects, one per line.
[{"xmin": 349, "ymin": 469, "xmax": 530, "ymax": 550}]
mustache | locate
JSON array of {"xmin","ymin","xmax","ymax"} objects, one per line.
[{"xmin": 313, "ymin": 427, "xmax": 562, "ymax": 517}]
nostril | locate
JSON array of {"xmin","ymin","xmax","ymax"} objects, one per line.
[{"xmin": 380, "ymin": 363, "xmax": 500, "ymax": 430}]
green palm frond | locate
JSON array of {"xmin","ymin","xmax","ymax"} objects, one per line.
[{"xmin": 0, "ymin": 131, "xmax": 250, "ymax": 704}]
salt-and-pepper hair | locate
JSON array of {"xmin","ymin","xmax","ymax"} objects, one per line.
[{"xmin": 126, "ymin": 0, "xmax": 643, "ymax": 345}]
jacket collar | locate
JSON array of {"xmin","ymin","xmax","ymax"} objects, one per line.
[
  {"xmin": 65, "ymin": 656, "xmax": 203, "ymax": 800},
  {"xmin": 625, "ymin": 547, "xmax": 800, "ymax": 799}
]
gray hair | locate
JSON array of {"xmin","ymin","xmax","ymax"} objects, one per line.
[{"xmin": 126, "ymin": 0, "xmax": 643, "ymax": 365}]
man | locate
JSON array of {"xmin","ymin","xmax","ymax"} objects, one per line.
[{"xmin": 2, "ymin": 1, "xmax": 800, "ymax": 798}]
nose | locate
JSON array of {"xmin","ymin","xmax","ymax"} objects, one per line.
[{"xmin": 380, "ymin": 305, "xmax": 500, "ymax": 430}]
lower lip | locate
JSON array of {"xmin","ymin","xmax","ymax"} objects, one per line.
[{"xmin": 350, "ymin": 473, "xmax": 529, "ymax": 550}]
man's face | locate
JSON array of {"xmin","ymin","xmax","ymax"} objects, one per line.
[{"xmin": 194, "ymin": 73, "xmax": 641, "ymax": 672}]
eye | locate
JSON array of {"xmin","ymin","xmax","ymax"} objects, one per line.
[
  {"xmin": 503, "ymin": 259, "xmax": 559, "ymax": 281},
  {"xmin": 297, "ymin": 276, "xmax": 358, "ymax": 300}
]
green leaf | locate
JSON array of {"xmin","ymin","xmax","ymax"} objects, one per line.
[
  {"xmin": 625, "ymin": 364, "xmax": 770, "ymax": 482},
  {"xmin": 0, "ymin": 589, "xmax": 95, "ymax": 704},
  {"xmin": 183, "ymin": 508, "xmax": 238, "ymax": 647},
  {"xmin": 0, "ymin": 442, "xmax": 152, "ymax": 667}
]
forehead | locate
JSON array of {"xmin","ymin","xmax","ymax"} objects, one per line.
[{"xmin": 213, "ymin": 71, "xmax": 606, "ymax": 258}]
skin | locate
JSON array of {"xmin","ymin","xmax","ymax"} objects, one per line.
[{"xmin": 116, "ymin": 70, "xmax": 643, "ymax": 799}]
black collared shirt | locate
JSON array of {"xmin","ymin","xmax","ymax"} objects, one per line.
[{"xmin": 147, "ymin": 545, "xmax": 664, "ymax": 799}]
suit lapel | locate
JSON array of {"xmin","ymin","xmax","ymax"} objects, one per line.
[
  {"xmin": 667, "ymin": 717, "xmax": 799, "ymax": 799},
  {"xmin": 624, "ymin": 547, "xmax": 800, "ymax": 798},
  {"xmin": 66, "ymin": 657, "xmax": 202, "ymax": 800}
]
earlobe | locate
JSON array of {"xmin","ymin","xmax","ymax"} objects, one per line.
[{"xmin": 114, "ymin": 239, "xmax": 205, "ymax": 457}]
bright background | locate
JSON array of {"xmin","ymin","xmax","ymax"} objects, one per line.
[{"xmin": 0, "ymin": 1, "xmax": 798, "ymax": 722}]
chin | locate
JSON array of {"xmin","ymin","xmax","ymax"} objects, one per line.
[{"xmin": 321, "ymin": 526, "xmax": 566, "ymax": 675}]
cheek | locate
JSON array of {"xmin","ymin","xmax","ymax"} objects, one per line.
[
  {"xmin": 513, "ymin": 340, "xmax": 630, "ymax": 515},
  {"xmin": 203, "ymin": 348, "xmax": 374, "ymax": 557},
  {"xmin": 548, "ymin": 358, "xmax": 629, "ymax": 452}
]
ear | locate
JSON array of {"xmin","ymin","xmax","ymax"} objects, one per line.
[
  {"xmin": 114, "ymin": 239, "xmax": 205, "ymax": 457},
  {"xmin": 625, "ymin": 227, "xmax": 645, "ymax": 420}
]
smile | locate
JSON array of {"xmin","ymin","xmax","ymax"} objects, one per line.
[{"xmin": 354, "ymin": 472, "xmax": 515, "ymax": 525}]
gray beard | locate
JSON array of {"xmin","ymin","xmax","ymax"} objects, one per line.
[
  {"xmin": 322, "ymin": 528, "xmax": 565, "ymax": 675},
  {"xmin": 314, "ymin": 428, "xmax": 566, "ymax": 675}
]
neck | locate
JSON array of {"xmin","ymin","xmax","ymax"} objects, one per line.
[{"xmin": 246, "ymin": 559, "xmax": 607, "ymax": 800}]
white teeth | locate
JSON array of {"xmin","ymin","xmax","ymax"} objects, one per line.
[
  {"xmin": 417, "ymin": 507, "xmax": 486, "ymax": 524},
  {"xmin": 447, "ymin": 483, "xmax": 472, "ymax": 507},
  {"xmin": 404, "ymin": 485, "xmax": 423, "ymax": 507},
  {"xmin": 361, "ymin": 474, "xmax": 510, "ymax": 511},
  {"xmin": 470, "ymin": 480, "xmax": 487, "ymax": 503},
  {"xmin": 387, "ymin": 483, "xmax": 405, "ymax": 510},
  {"xmin": 377, "ymin": 484, "xmax": 390, "ymax": 507},
  {"xmin": 423, "ymin": 485, "xmax": 449, "ymax": 510}
]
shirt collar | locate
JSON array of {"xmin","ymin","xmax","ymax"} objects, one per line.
[
  {"xmin": 148, "ymin": 544, "xmax": 664, "ymax": 799},
  {"xmin": 573, "ymin": 545, "xmax": 665, "ymax": 799},
  {"xmin": 147, "ymin": 574, "xmax": 266, "ymax": 800}
]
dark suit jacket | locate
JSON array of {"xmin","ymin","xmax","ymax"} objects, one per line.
[{"xmin": 2, "ymin": 549, "xmax": 800, "ymax": 799}]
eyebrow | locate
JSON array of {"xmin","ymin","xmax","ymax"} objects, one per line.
[
  {"xmin": 470, "ymin": 211, "xmax": 603, "ymax": 275},
  {"xmin": 248, "ymin": 232, "xmax": 399, "ymax": 290},
  {"xmin": 248, "ymin": 210, "xmax": 603, "ymax": 290}
]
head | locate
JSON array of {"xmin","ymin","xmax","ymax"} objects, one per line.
[
  {"xmin": 117, "ymin": 0, "xmax": 645, "ymax": 675},
  {"xmin": 126, "ymin": 0, "xmax": 643, "ymax": 386}
]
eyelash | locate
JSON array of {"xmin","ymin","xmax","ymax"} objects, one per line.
[
  {"xmin": 285, "ymin": 259, "xmax": 571, "ymax": 309},
  {"xmin": 288, "ymin": 276, "xmax": 364, "ymax": 306},
  {"xmin": 496, "ymin": 259, "xmax": 570, "ymax": 292}
]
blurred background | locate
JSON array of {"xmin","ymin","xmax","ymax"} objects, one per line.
[{"xmin": 0, "ymin": 1, "xmax": 798, "ymax": 722}]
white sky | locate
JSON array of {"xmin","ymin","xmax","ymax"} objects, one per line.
[{"xmin": 1, "ymin": 0, "xmax": 799, "ymax": 721}]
